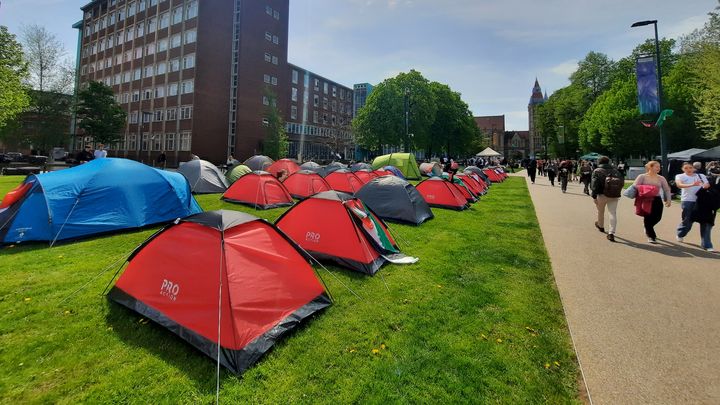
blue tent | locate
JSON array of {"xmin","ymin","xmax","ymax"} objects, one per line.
[{"xmin": 0, "ymin": 158, "xmax": 202, "ymax": 244}]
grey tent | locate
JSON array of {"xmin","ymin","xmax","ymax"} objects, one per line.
[
  {"xmin": 690, "ymin": 146, "xmax": 720, "ymax": 161},
  {"xmin": 463, "ymin": 166, "xmax": 492, "ymax": 185},
  {"xmin": 178, "ymin": 159, "xmax": 229, "ymax": 193},
  {"xmin": 660, "ymin": 148, "xmax": 707, "ymax": 161},
  {"xmin": 355, "ymin": 176, "xmax": 434, "ymax": 225},
  {"xmin": 225, "ymin": 164, "xmax": 252, "ymax": 184},
  {"xmin": 299, "ymin": 161, "xmax": 322, "ymax": 173},
  {"xmin": 243, "ymin": 155, "xmax": 274, "ymax": 171},
  {"xmin": 350, "ymin": 162, "xmax": 373, "ymax": 172},
  {"xmin": 320, "ymin": 161, "xmax": 348, "ymax": 177}
]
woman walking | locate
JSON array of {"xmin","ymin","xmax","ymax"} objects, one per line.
[
  {"xmin": 546, "ymin": 161, "xmax": 557, "ymax": 187},
  {"xmin": 632, "ymin": 161, "xmax": 672, "ymax": 243}
]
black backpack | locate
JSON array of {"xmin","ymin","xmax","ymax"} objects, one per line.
[{"xmin": 602, "ymin": 169, "xmax": 623, "ymax": 198}]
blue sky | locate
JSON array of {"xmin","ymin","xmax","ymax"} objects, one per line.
[{"xmin": 1, "ymin": 0, "xmax": 715, "ymax": 130}]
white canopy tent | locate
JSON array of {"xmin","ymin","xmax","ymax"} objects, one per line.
[{"xmin": 476, "ymin": 147, "xmax": 502, "ymax": 157}]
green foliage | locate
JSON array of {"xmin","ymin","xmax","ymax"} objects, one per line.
[
  {"xmin": 0, "ymin": 176, "xmax": 580, "ymax": 403},
  {"xmin": 0, "ymin": 26, "xmax": 30, "ymax": 131},
  {"xmin": 353, "ymin": 70, "xmax": 476, "ymax": 157},
  {"xmin": 262, "ymin": 90, "xmax": 289, "ymax": 159},
  {"xmin": 570, "ymin": 51, "xmax": 616, "ymax": 100},
  {"xmin": 76, "ymin": 81, "xmax": 127, "ymax": 145}
]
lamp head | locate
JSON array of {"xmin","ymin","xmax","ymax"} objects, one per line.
[{"xmin": 631, "ymin": 20, "xmax": 657, "ymax": 27}]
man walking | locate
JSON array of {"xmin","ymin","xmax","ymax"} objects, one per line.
[
  {"xmin": 94, "ymin": 143, "xmax": 107, "ymax": 159},
  {"xmin": 527, "ymin": 157, "xmax": 537, "ymax": 184},
  {"xmin": 590, "ymin": 156, "xmax": 624, "ymax": 242},
  {"xmin": 675, "ymin": 162, "xmax": 711, "ymax": 247}
]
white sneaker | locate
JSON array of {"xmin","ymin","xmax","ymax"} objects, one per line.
[
  {"xmin": 648, "ymin": 238, "xmax": 657, "ymax": 244},
  {"xmin": 707, "ymin": 248, "xmax": 716, "ymax": 252},
  {"xmin": 676, "ymin": 236, "xmax": 684, "ymax": 242}
]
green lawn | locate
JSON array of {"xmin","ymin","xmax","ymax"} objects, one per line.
[{"xmin": 0, "ymin": 175, "xmax": 580, "ymax": 404}]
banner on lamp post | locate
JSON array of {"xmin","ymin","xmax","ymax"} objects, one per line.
[{"xmin": 636, "ymin": 56, "xmax": 660, "ymax": 115}]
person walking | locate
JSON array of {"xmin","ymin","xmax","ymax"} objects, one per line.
[
  {"xmin": 527, "ymin": 158, "xmax": 537, "ymax": 184},
  {"xmin": 632, "ymin": 161, "xmax": 672, "ymax": 244},
  {"xmin": 558, "ymin": 159, "xmax": 571, "ymax": 193},
  {"xmin": 590, "ymin": 156, "xmax": 624, "ymax": 242},
  {"xmin": 579, "ymin": 160, "xmax": 593, "ymax": 195},
  {"xmin": 546, "ymin": 161, "xmax": 557, "ymax": 187},
  {"xmin": 675, "ymin": 162, "xmax": 713, "ymax": 251}
]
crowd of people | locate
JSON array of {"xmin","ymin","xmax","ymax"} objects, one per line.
[{"xmin": 525, "ymin": 156, "xmax": 719, "ymax": 252}]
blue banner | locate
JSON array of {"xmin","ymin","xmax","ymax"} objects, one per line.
[{"xmin": 636, "ymin": 56, "xmax": 660, "ymax": 115}]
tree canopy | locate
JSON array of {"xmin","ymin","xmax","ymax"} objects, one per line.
[
  {"xmin": 262, "ymin": 89, "xmax": 288, "ymax": 160},
  {"xmin": 0, "ymin": 26, "xmax": 30, "ymax": 131},
  {"xmin": 76, "ymin": 81, "xmax": 127, "ymax": 145}
]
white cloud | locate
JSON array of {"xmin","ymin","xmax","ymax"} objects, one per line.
[
  {"xmin": 664, "ymin": 14, "xmax": 708, "ymax": 40},
  {"xmin": 549, "ymin": 60, "xmax": 578, "ymax": 77}
]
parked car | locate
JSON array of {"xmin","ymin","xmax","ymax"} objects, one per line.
[
  {"xmin": 4, "ymin": 152, "xmax": 23, "ymax": 162},
  {"xmin": 28, "ymin": 155, "xmax": 48, "ymax": 165}
]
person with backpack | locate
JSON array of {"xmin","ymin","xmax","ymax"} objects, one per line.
[
  {"xmin": 527, "ymin": 158, "xmax": 537, "ymax": 184},
  {"xmin": 558, "ymin": 160, "xmax": 572, "ymax": 193},
  {"xmin": 546, "ymin": 161, "xmax": 557, "ymax": 187},
  {"xmin": 590, "ymin": 156, "xmax": 624, "ymax": 242},
  {"xmin": 579, "ymin": 160, "xmax": 593, "ymax": 195}
]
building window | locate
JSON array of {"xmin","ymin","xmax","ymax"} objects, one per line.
[
  {"xmin": 138, "ymin": 0, "xmax": 145, "ymax": 12},
  {"xmin": 168, "ymin": 82, "xmax": 178, "ymax": 96},
  {"xmin": 145, "ymin": 43, "xmax": 155, "ymax": 56},
  {"xmin": 180, "ymin": 105, "xmax": 193, "ymax": 119},
  {"xmin": 128, "ymin": 1, "xmax": 136, "ymax": 15},
  {"xmin": 264, "ymin": 31, "xmax": 272, "ymax": 42},
  {"xmin": 273, "ymin": 10, "xmax": 279, "ymax": 20},
  {"xmin": 170, "ymin": 34, "xmax": 181, "ymax": 48},
  {"xmin": 141, "ymin": 133, "xmax": 149, "ymax": 151},
  {"xmin": 313, "ymin": 111, "xmax": 318, "ymax": 123},
  {"xmin": 262, "ymin": 96, "xmax": 269, "ymax": 106},
  {"xmin": 154, "ymin": 86, "xmax": 165, "ymax": 98},
  {"xmin": 262, "ymin": 118, "xmax": 270, "ymax": 126},
  {"xmin": 143, "ymin": 65, "xmax": 154, "ymax": 77},
  {"xmin": 323, "ymin": 97, "xmax": 328, "ymax": 109},
  {"xmin": 184, "ymin": 29, "xmax": 196, "ymax": 44},
  {"xmin": 129, "ymin": 134, "xmax": 137, "ymax": 150},
  {"xmin": 169, "ymin": 58, "xmax": 180, "ymax": 72},
  {"xmin": 272, "ymin": 35, "xmax": 279, "ymax": 44},
  {"xmin": 134, "ymin": 47, "xmax": 143, "ymax": 59},
  {"xmin": 123, "ymin": 71, "xmax": 131, "ymax": 83},
  {"xmin": 159, "ymin": 12, "xmax": 170, "ymax": 29},
  {"xmin": 179, "ymin": 131, "xmax": 191, "ymax": 151},
  {"xmin": 266, "ymin": 5, "xmax": 272, "ymax": 15},
  {"xmin": 314, "ymin": 78, "xmax": 319, "ymax": 91},
  {"xmin": 264, "ymin": 52, "xmax": 271, "ymax": 63},
  {"xmin": 115, "ymin": 54, "xmax": 122, "ymax": 65},
  {"xmin": 153, "ymin": 110, "xmax": 164, "ymax": 122},
  {"xmin": 263, "ymin": 74, "xmax": 270, "ymax": 84},
  {"xmin": 118, "ymin": 9, "xmax": 125, "ymax": 21},
  {"xmin": 129, "ymin": 111, "xmax": 139, "ymax": 123},
  {"xmin": 165, "ymin": 133, "xmax": 175, "ymax": 151},
  {"xmin": 124, "ymin": 50, "xmax": 132, "ymax": 62},
  {"xmin": 332, "ymin": 100, "xmax": 337, "ymax": 112},
  {"xmin": 291, "ymin": 106, "xmax": 297, "ymax": 120},
  {"xmin": 133, "ymin": 68, "xmax": 142, "ymax": 80},
  {"xmin": 291, "ymin": 87, "xmax": 298, "ymax": 102},
  {"xmin": 136, "ymin": 24, "xmax": 144, "ymax": 37},
  {"xmin": 156, "ymin": 61, "xmax": 166, "ymax": 74},
  {"xmin": 125, "ymin": 28, "xmax": 134, "ymax": 42},
  {"xmin": 114, "ymin": 73, "xmax": 120, "ymax": 84},
  {"xmin": 122, "ymin": 92, "xmax": 130, "ymax": 103},
  {"xmin": 185, "ymin": 1, "xmax": 198, "ymax": 20},
  {"xmin": 142, "ymin": 112, "xmax": 152, "ymax": 123},
  {"xmin": 181, "ymin": 80, "xmax": 194, "ymax": 94},
  {"xmin": 324, "ymin": 82, "xmax": 328, "ymax": 94},
  {"xmin": 166, "ymin": 108, "xmax": 177, "ymax": 120},
  {"xmin": 157, "ymin": 38, "xmax": 168, "ymax": 52},
  {"xmin": 132, "ymin": 90, "xmax": 140, "ymax": 101},
  {"xmin": 313, "ymin": 95, "xmax": 319, "ymax": 107},
  {"xmin": 292, "ymin": 70, "xmax": 298, "ymax": 84},
  {"xmin": 147, "ymin": 17, "xmax": 157, "ymax": 32},
  {"xmin": 171, "ymin": 7, "xmax": 183, "ymax": 25},
  {"xmin": 332, "ymin": 86, "xmax": 337, "ymax": 97},
  {"xmin": 182, "ymin": 53, "xmax": 195, "ymax": 69},
  {"xmin": 271, "ymin": 76, "xmax": 277, "ymax": 86}
]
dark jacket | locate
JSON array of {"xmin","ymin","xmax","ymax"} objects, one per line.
[
  {"xmin": 692, "ymin": 174, "xmax": 720, "ymax": 225},
  {"xmin": 590, "ymin": 163, "xmax": 623, "ymax": 198}
]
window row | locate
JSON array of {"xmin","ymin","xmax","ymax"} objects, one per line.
[
  {"xmin": 83, "ymin": 28, "xmax": 196, "ymax": 57},
  {"xmin": 265, "ymin": 5, "xmax": 280, "ymax": 20},
  {"xmin": 311, "ymin": 111, "xmax": 347, "ymax": 126},
  {"xmin": 84, "ymin": 53, "xmax": 194, "ymax": 77},
  {"xmin": 263, "ymin": 74, "xmax": 278, "ymax": 86},
  {"xmin": 119, "ymin": 131, "xmax": 191, "ymax": 152},
  {"xmin": 264, "ymin": 31, "xmax": 280, "ymax": 45},
  {"xmin": 285, "ymin": 122, "xmax": 352, "ymax": 139},
  {"xmin": 85, "ymin": 0, "xmax": 197, "ymax": 37},
  {"xmin": 127, "ymin": 106, "xmax": 193, "ymax": 124},
  {"xmin": 310, "ymin": 95, "xmax": 352, "ymax": 115},
  {"xmin": 263, "ymin": 52, "xmax": 278, "ymax": 65},
  {"xmin": 311, "ymin": 78, "xmax": 349, "ymax": 100},
  {"xmin": 112, "ymin": 81, "xmax": 195, "ymax": 104}
]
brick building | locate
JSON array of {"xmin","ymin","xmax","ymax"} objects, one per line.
[
  {"xmin": 74, "ymin": 0, "xmax": 352, "ymax": 165},
  {"xmin": 473, "ymin": 115, "xmax": 505, "ymax": 156},
  {"xmin": 528, "ymin": 78, "xmax": 546, "ymax": 158}
]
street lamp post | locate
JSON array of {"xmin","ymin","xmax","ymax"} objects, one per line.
[{"xmin": 631, "ymin": 19, "xmax": 667, "ymax": 179}]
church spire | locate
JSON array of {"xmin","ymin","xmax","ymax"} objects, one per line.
[{"xmin": 529, "ymin": 78, "xmax": 545, "ymax": 105}]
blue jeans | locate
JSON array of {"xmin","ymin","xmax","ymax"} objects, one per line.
[{"xmin": 677, "ymin": 201, "xmax": 714, "ymax": 249}]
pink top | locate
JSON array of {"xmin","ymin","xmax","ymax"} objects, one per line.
[{"xmin": 633, "ymin": 174, "xmax": 671, "ymax": 201}]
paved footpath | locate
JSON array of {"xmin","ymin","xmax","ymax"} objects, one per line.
[{"xmin": 515, "ymin": 171, "xmax": 720, "ymax": 404}]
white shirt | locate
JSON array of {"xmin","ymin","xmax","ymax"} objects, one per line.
[
  {"xmin": 675, "ymin": 173, "xmax": 707, "ymax": 202},
  {"xmin": 93, "ymin": 149, "xmax": 107, "ymax": 159}
]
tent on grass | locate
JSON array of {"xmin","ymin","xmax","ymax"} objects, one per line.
[
  {"xmin": 0, "ymin": 158, "xmax": 202, "ymax": 244},
  {"xmin": 243, "ymin": 155, "xmax": 274, "ymax": 171},
  {"xmin": 463, "ymin": 166, "xmax": 492, "ymax": 185},
  {"xmin": 355, "ymin": 176, "xmax": 433, "ymax": 225},
  {"xmin": 419, "ymin": 162, "xmax": 443, "ymax": 177},
  {"xmin": 456, "ymin": 173, "xmax": 486, "ymax": 196},
  {"xmin": 266, "ymin": 158, "xmax": 300, "ymax": 178},
  {"xmin": 352, "ymin": 169, "xmax": 378, "ymax": 184},
  {"xmin": 415, "ymin": 178, "xmax": 469, "ymax": 210},
  {"xmin": 449, "ymin": 178, "xmax": 477, "ymax": 203},
  {"xmin": 225, "ymin": 164, "xmax": 252, "ymax": 184},
  {"xmin": 177, "ymin": 159, "xmax": 229, "ymax": 194},
  {"xmin": 299, "ymin": 161, "xmax": 322, "ymax": 173},
  {"xmin": 319, "ymin": 161, "xmax": 348, "ymax": 177},
  {"xmin": 350, "ymin": 162, "xmax": 373, "ymax": 172},
  {"xmin": 107, "ymin": 210, "xmax": 331, "ymax": 376},
  {"xmin": 371, "ymin": 153, "xmax": 422, "ymax": 180},
  {"xmin": 282, "ymin": 170, "xmax": 332, "ymax": 199},
  {"xmin": 324, "ymin": 169, "xmax": 364, "ymax": 194},
  {"xmin": 476, "ymin": 147, "xmax": 502, "ymax": 157},
  {"xmin": 381, "ymin": 166, "xmax": 406, "ymax": 179},
  {"xmin": 222, "ymin": 171, "xmax": 294, "ymax": 209},
  {"xmin": 482, "ymin": 168, "xmax": 503, "ymax": 183},
  {"xmin": 276, "ymin": 191, "xmax": 403, "ymax": 275}
]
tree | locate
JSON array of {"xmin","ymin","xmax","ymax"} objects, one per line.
[
  {"xmin": 428, "ymin": 82, "xmax": 477, "ymax": 157},
  {"xmin": 262, "ymin": 90, "xmax": 288, "ymax": 159},
  {"xmin": 76, "ymin": 81, "xmax": 127, "ymax": 145},
  {"xmin": 21, "ymin": 24, "xmax": 74, "ymax": 94},
  {"xmin": 0, "ymin": 26, "xmax": 30, "ymax": 131},
  {"xmin": 570, "ymin": 51, "xmax": 616, "ymax": 100}
]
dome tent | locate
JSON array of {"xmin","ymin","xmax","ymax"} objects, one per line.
[
  {"xmin": 350, "ymin": 162, "xmax": 373, "ymax": 172},
  {"xmin": 355, "ymin": 176, "xmax": 434, "ymax": 225},
  {"xmin": 0, "ymin": 158, "xmax": 202, "ymax": 244},
  {"xmin": 299, "ymin": 161, "xmax": 322, "ymax": 173},
  {"xmin": 225, "ymin": 164, "xmax": 252, "ymax": 184},
  {"xmin": 276, "ymin": 191, "xmax": 405, "ymax": 275},
  {"xmin": 222, "ymin": 171, "xmax": 294, "ymax": 209},
  {"xmin": 243, "ymin": 155, "xmax": 274, "ymax": 172},
  {"xmin": 266, "ymin": 158, "xmax": 300, "ymax": 178},
  {"xmin": 415, "ymin": 177, "xmax": 469, "ymax": 210},
  {"xmin": 324, "ymin": 169, "xmax": 364, "ymax": 194},
  {"xmin": 177, "ymin": 159, "xmax": 229, "ymax": 193},
  {"xmin": 353, "ymin": 169, "xmax": 378, "ymax": 184},
  {"xmin": 371, "ymin": 153, "xmax": 422, "ymax": 180},
  {"xmin": 107, "ymin": 210, "xmax": 331, "ymax": 376},
  {"xmin": 282, "ymin": 170, "xmax": 332, "ymax": 199},
  {"xmin": 419, "ymin": 162, "xmax": 443, "ymax": 177}
]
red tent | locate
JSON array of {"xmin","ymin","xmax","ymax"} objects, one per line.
[
  {"xmin": 353, "ymin": 169, "xmax": 378, "ymax": 184},
  {"xmin": 276, "ymin": 191, "xmax": 399, "ymax": 275},
  {"xmin": 374, "ymin": 169, "xmax": 393, "ymax": 177},
  {"xmin": 456, "ymin": 173, "xmax": 485, "ymax": 196},
  {"xmin": 222, "ymin": 171, "xmax": 293, "ymax": 209},
  {"xmin": 282, "ymin": 170, "xmax": 331, "ymax": 199},
  {"xmin": 266, "ymin": 158, "xmax": 300, "ymax": 178},
  {"xmin": 107, "ymin": 210, "xmax": 331, "ymax": 375},
  {"xmin": 416, "ymin": 178, "xmax": 468, "ymax": 210},
  {"xmin": 483, "ymin": 169, "xmax": 503, "ymax": 183},
  {"xmin": 451, "ymin": 179, "xmax": 477, "ymax": 203},
  {"xmin": 324, "ymin": 169, "xmax": 364, "ymax": 195}
]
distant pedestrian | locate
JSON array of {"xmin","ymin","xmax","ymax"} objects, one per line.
[
  {"xmin": 579, "ymin": 160, "xmax": 592, "ymax": 195},
  {"xmin": 156, "ymin": 151, "xmax": 167, "ymax": 169},
  {"xmin": 558, "ymin": 160, "xmax": 572, "ymax": 193},
  {"xmin": 590, "ymin": 156, "xmax": 624, "ymax": 242},
  {"xmin": 632, "ymin": 161, "xmax": 672, "ymax": 244},
  {"xmin": 94, "ymin": 143, "xmax": 107, "ymax": 159},
  {"xmin": 546, "ymin": 161, "xmax": 557, "ymax": 186},
  {"xmin": 77, "ymin": 145, "xmax": 94, "ymax": 163},
  {"xmin": 527, "ymin": 158, "xmax": 537, "ymax": 184},
  {"xmin": 675, "ymin": 162, "xmax": 712, "ymax": 250}
]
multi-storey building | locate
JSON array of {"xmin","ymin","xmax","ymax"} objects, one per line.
[
  {"xmin": 284, "ymin": 64, "xmax": 354, "ymax": 161},
  {"xmin": 528, "ymin": 78, "xmax": 546, "ymax": 158},
  {"xmin": 352, "ymin": 83, "xmax": 373, "ymax": 118},
  {"xmin": 75, "ymin": 0, "xmax": 352, "ymax": 165},
  {"xmin": 473, "ymin": 115, "xmax": 505, "ymax": 156}
]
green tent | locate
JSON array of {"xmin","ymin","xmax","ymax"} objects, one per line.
[
  {"xmin": 371, "ymin": 153, "xmax": 422, "ymax": 180},
  {"xmin": 579, "ymin": 152, "xmax": 602, "ymax": 161},
  {"xmin": 225, "ymin": 164, "xmax": 252, "ymax": 184}
]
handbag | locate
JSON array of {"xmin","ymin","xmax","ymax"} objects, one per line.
[{"xmin": 623, "ymin": 184, "xmax": 637, "ymax": 199}]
